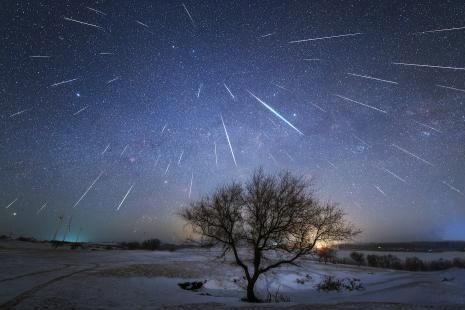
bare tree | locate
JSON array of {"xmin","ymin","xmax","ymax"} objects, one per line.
[{"xmin": 180, "ymin": 168, "xmax": 359, "ymax": 302}]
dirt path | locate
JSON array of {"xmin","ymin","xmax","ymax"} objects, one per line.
[
  {"xmin": 0, "ymin": 264, "xmax": 98, "ymax": 310},
  {"xmin": 0, "ymin": 265, "xmax": 72, "ymax": 283}
]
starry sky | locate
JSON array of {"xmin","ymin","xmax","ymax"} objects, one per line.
[{"xmin": 1, "ymin": 0, "xmax": 465, "ymax": 243}]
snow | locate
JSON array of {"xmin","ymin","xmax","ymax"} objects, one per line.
[{"xmin": 1, "ymin": 240, "xmax": 464, "ymax": 309}]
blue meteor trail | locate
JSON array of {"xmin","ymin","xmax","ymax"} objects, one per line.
[{"xmin": 247, "ymin": 90, "xmax": 304, "ymax": 135}]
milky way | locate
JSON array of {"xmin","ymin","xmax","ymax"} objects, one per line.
[{"xmin": 1, "ymin": 1, "xmax": 464, "ymax": 242}]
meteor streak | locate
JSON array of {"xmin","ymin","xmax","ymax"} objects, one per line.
[
  {"xmin": 224, "ymin": 83, "xmax": 235, "ymax": 100},
  {"xmin": 188, "ymin": 172, "xmax": 193, "ymax": 198},
  {"xmin": 271, "ymin": 82, "xmax": 289, "ymax": 91},
  {"xmin": 73, "ymin": 106, "xmax": 88, "ymax": 116},
  {"xmin": 327, "ymin": 160, "xmax": 337, "ymax": 169},
  {"xmin": 106, "ymin": 76, "xmax": 120, "ymax": 84},
  {"xmin": 214, "ymin": 142, "xmax": 218, "ymax": 167},
  {"xmin": 414, "ymin": 25, "xmax": 465, "ymax": 34},
  {"xmin": 177, "ymin": 150, "xmax": 184, "ymax": 166},
  {"xmin": 50, "ymin": 78, "xmax": 79, "ymax": 87},
  {"xmin": 37, "ymin": 202, "xmax": 47, "ymax": 214},
  {"xmin": 392, "ymin": 62, "xmax": 465, "ymax": 71},
  {"xmin": 353, "ymin": 134, "xmax": 370, "ymax": 146},
  {"xmin": 374, "ymin": 185, "xmax": 387, "ymax": 197},
  {"xmin": 282, "ymin": 150, "xmax": 294, "ymax": 162},
  {"xmin": 5, "ymin": 198, "xmax": 17, "ymax": 209},
  {"xmin": 334, "ymin": 94, "xmax": 387, "ymax": 114},
  {"xmin": 247, "ymin": 90, "xmax": 304, "ymax": 135},
  {"xmin": 136, "ymin": 20, "xmax": 150, "ymax": 28},
  {"xmin": 220, "ymin": 114, "xmax": 238, "ymax": 167},
  {"xmin": 392, "ymin": 144, "xmax": 434, "ymax": 166},
  {"xmin": 72, "ymin": 171, "xmax": 104, "ymax": 208},
  {"xmin": 86, "ymin": 7, "xmax": 107, "ymax": 16},
  {"xmin": 29, "ymin": 55, "xmax": 51, "ymax": 58},
  {"xmin": 381, "ymin": 167, "xmax": 407, "ymax": 183},
  {"xmin": 260, "ymin": 32, "xmax": 275, "ymax": 38},
  {"xmin": 10, "ymin": 109, "xmax": 31, "ymax": 118},
  {"xmin": 63, "ymin": 17, "xmax": 102, "ymax": 29},
  {"xmin": 269, "ymin": 152, "xmax": 278, "ymax": 165},
  {"xmin": 120, "ymin": 145, "xmax": 128, "ymax": 156},
  {"xmin": 289, "ymin": 32, "xmax": 362, "ymax": 44},
  {"xmin": 436, "ymin": 84, "xmax": 465, "ymax": 93},
  {"xmin": 441, "ymin": 181, "xmax": 464, "ymax": 196},
  {"xmin": 164, "ymin": 160, "xmax": 171, "ymax": 175},
  {"xmin": 196, "ymin": 83, "xmax": 202, "ymax": 98},
  {"xmin": 311, "ymin": 103, "xmax": 326, "ymax": 112},
  {"xmin": 182, "ymin": 3, "xmax": 195, "ymax": 27},
  {"xmin": 101, "ymin": 143, "xmax": 110, "ymax": 155},
  {"xmin": 116, "ymin": 183, "xmax": 135, "ymax": 211},
  {"xmin": 347, "ymin": 73, "xmax": 398, "ymax": 85},
  {"xmin": 413, "ymin": 121, "xmax": 442, "ymax": 134}
]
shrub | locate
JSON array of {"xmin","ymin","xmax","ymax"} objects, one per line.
[
  {"xmin": 428, "ymin": 259, "xmax": 453, "ymax": 271},
  {"xmin": 366, "ymin": 254, "xmax": 401, "ymax": 269},
  {"xmin": 350, "ymin": 251, "xmax": 365, "ymax": 266},
  {"xmin": 342, "ymin": 278, "xmax": 364, "ymax": 291},
  {"xmin": 296, "ymin": 274, "xmax": 311, "ymax": 285},
  {"xmin": 452, "ymin": 257, "xmax": 465, "ymax": 268},
  {"xmin": 334, "ymin": 257, "xmax": 351, "ymax": 265},
  {"xmin": 141, "ymin": 238, "xmax": 161, "ymax": 250},
  {"xmin": 264, "ymin": 289, "xmax": 291, "ymax": 303},
  {"xmin": 366, "ymin": 254, "xmax": 378, "ymax": 267},
  {"xmin": 405, "ymin": 257, "xmax": 425, "ymax": 271},
  {"xmin": 317, "ymin": 276, "xmax": 342, "ymax": 291},
  {"xmin": 317, "ymin": 276, "xmax": 364, "ymax": 292}
]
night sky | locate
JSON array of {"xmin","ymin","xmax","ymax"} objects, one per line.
[{"xmin": 1, "ymin": 1, "xmax": 465, "ymax": 243}]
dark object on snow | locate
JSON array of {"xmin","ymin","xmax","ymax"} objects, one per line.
[
  {"xmin": 178, "ymin": 281, "xmax": 205, "ymax": 291},
  {"xmin": 441, "ymin": 277, "xmax": 455, "ymax": 282}
]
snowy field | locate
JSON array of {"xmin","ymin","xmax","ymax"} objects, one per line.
[{"xmin": 1, "ymin": 240, "xmax": 464, "ymax": 310}]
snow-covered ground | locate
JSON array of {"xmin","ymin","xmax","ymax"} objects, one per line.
[{"xmin": 1, "ymin": 240, "xmax": 464, "ymax": 310}]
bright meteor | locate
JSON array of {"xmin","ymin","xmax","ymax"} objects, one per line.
[
  {"xmin": 247, "ymin": 90, "xmax": 304, "ymax": 135},
  {"xmin": 220, "ymin": 114, "xmax": 238, "ymax": 167}
]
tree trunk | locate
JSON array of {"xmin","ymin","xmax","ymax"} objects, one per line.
[{"xmin": 246, "ymin": 278, "xmax": 259, "ymax": 302}]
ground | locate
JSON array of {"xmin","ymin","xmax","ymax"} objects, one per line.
[{"xmin": 1, "ymin": 240, "xmax": 464, "ymax": 310}]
